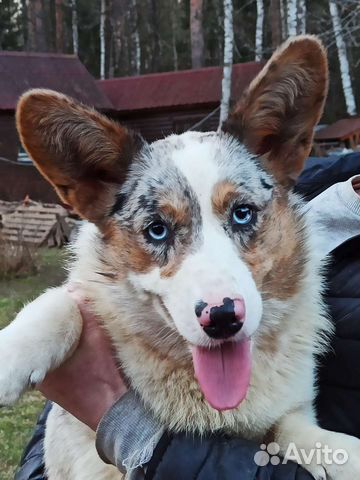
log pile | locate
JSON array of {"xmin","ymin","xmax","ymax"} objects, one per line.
[{"xmin": 0, "ymin": 199, "xmax": 77, "ymax": 247}]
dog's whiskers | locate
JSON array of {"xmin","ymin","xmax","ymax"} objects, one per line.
[
  {"xmin": 95, "ymin": 271, "xmax": 117, "ymax": 279},
  {"xmin": 88, "ymin": 279, "xmax": 114, "ymax": 286},
  {"xmin": 158, "ymin": 330, "xmax": 178, "ymax": 345}
]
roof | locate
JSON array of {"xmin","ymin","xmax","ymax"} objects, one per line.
[
  {"xmin": 97, "ymin": 62, "xmax": 263, "ymax": 113},
  {"xmin": 314, "ymin": 117, "xmax": 360, "ymax": 141},
  {"xmin": 0, "ymin": 51, "xmax": 112, "ymax": 110}
]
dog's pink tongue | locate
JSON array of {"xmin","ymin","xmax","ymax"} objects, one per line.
[{"xmin": 192, "ymin": 340, "xmax": 251, "ymax": 411}]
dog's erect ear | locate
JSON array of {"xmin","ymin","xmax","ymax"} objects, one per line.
[
  {"xmin": 16, "ymin": 89, "xmax": 143, "ymax": 223},
  {"xmin": 222, "ymin": 35, "xmax": 328, "ymax": 185}
]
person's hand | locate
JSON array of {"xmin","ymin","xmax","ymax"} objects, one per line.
[
  {"xmin": 38, "ymin": 286, "xmax": 127, "ymax": 431},
  {"xmin": 352, "ymin": 175, "xmax": 360, "ymax": 196}
]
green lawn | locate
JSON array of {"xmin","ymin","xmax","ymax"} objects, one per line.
[{"xmin": 0, "ymin": 248, "xmax": 67, "ymax": 480}]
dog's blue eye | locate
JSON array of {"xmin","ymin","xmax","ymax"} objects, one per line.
[
  {"xmin": 147, "ymin": 223, "xmax": 169, "ymax": 242},
  {"xmin": 232, "ymin": 206, "xmax": 254, "ymax": 226}
]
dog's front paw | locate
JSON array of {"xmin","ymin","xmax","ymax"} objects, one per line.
[
  {"xmin": 0, "ymin": 331, "xmax": 48, "ymax": 405},
  {"xmin": 297, "ymin": 432, "xmax": 360, "ymax": 480},
  {"xmin": 321, "ymin": 432, "xmax": 360, "ymax": 480},
  {"xmin": 0, "ymin": 286, "xmax": 82, "ymax": 406}
]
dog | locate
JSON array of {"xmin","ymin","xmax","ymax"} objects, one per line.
[{"xmin": 1, "ymin": 35, "xmax": 359, "ymax": 480}]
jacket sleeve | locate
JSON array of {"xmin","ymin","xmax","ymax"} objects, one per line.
[
  {"xmin": 96, "ymin": 391, "xmax": 164, "ymax": 474},
  {"xmin": 145, "ymin": 432, "xmax": 315, "ymax": 480}
]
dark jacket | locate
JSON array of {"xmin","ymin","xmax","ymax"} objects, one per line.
[
  {"xmin": 145, "ymin": 433, "xmax": 315, "ymax": 480},
  {"xmin": 16, "ymin": 153, "xmax": 360, "ymax": 480},
  {"xmin": 316, "ymin": 234, "xmax": 360, "ymax": 437},
  {"xmin": 14, "ymin": 402, "xmax": 51, "ymax": 480}
]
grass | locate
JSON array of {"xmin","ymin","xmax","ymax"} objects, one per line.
[{"xmin": 0, "ymin": 248, "xmax": 67, "ymax": 480}]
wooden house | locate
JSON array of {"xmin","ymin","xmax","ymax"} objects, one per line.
[
  {"xmin": 99, "ymin": 62, "xmax": 262, "ymax": 141},
  {"xmin": 0, "ymin": 53, "xmax": 261, "ymax": 202},
  {"xmin": 0, "ymin": 51, "xmax": 112, "ymax": 202}
]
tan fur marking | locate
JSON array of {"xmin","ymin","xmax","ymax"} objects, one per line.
[
  {"xmin": 158, "ymin": 199, "xmax": 191, "ymax": 226},
  {"xmin": 158, "ymin": 198, "xmax": 193, "ymax": 278},
  {"xmin": 160, "ymin": 257, "xmax": 184, "ymax": 278},
  {"xmin": 120, "ymin": 327, "xmax": 190, "ymax": 367},
  {"xmin": 242, "ymin": 196, "xmax": 306, "ymax": 300},
  {"xmin": 212, "ymin": 181, "xmax": 238, "ymax": 217},
  {"xmin": 257, "ymin": 330, "xmax": 279, "ymax": 356},
  {"xmin": 102, "ymin": 221, "xmax": 155, "ymax": 274}
]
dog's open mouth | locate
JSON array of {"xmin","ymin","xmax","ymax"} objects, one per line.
[{"xmin": 192, "ymin": 339, "xmax": 251, "ymax": 411}]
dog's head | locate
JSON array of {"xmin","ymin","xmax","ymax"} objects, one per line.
[{"xmin": 16, "ymin": 36, "xmax": 328, "ymax": 411}]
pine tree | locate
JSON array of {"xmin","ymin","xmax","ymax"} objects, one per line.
[{"xmin": 0, "ymin": 0, "xmax": 22, "ymax": 50}]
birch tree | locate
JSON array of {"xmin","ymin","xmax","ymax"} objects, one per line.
[
  {"xmin": 287, "ymin": 0, "xmax": 297, "ymax": 37},
  {"xmin": 70, "ymin": 0, "xmax": 78, "ymax": 55},
  {"xmin": 297, "ymin": 0, "xmax": 306, "ymax": 35},
  {"xmin": 130, "ymin": 0, "xmax": 141, "ymax": 74},
  {"xmin": 329, "ymin": 0, "xmax": 357, "ymax": 116},
  {"xmin": 100, "ymin": 0, "xmax": 106, "ymax": 79},
  {"xmin": 190, "ymin": 0, "xmax": 205, "ymax": 68},
  {"xmin": 286, "ymin": 0, "xmax": 306, "ymax": 37},
  {"xmin": 280, "ymin": 0, "xmax": 287, "ymax": 40},
  {"xmin": 255, "ymin": 0, "xmax": 264, "ymax": 61},
  {"xmin": 219, "ymin": 0, "xmax": 233, "ymax": 127},
  {"xmin": 171, "ymin": 0, "xmax": 178, "ymax": 70}
]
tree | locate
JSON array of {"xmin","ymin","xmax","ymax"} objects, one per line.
[
  {"xmin": 0, "ymin": 0, "xmax": 359, "ymax": 123},
  {"xmin": 219, "ymin": 0, "xmax": 233, "ymax": 127},
  {"xmin": 270, "ymin": 0, "xmax": 282, "ymax": 48},
  {"xmin": 287, "ymin": 0, "xmax": 297, "ymax": 37},
  {"xmin": 171, "ymin": 0, "xmax": 179, "ymax": 70},
  {"xmin": 28, "ymin": 0, "xmax": 47, "ymax": 51},
  {"xmin": 130, "ymin": 0, "xmax": 141, "ymax": 75},
  {"xmin": 111, "ymin": 0, "xmax": 126, "ymax": 75},
  {"xmin": 280, "ymin": 0, "xmax": 287, "ymax": 40},
  {"xmin": 20, "ymin": 0, "xmax": 29, "ymax": 50},
  {"xmin": 100, "ymin": 0, "xmax": 106, "ymax": 79},
  {"xmin": 255, "ymin": 0, "xmax": 264, "ymax": 61},
  {"xmin": 329, "ymin": 0, "xmax": 357, "ymax": 115},
  {"xmin": 70, "ymin": 0, "xmax": 78, "ymax": 55},
  {"xmin": 297, "ymin": 0, "xmax": 306, "ymax": 35},
  {"xmin": 0, "ymin": 0, "xmax": 22, "ymax": 50},
  {"xmin": 55, "ymin": 0, "xmax": 64, "ymax": 52},
  {"xmin": 190, "ymin": 0, "xmax": 205, "ymax": 69},
  {"xmin": 149, "ymin": 0, "xmax": 161, "ymax": 71}
]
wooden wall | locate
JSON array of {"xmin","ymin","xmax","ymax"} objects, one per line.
[
  {"xmin": 0, "ymin": 158, "xmax": 57, "ymax": 203},
  {"xmin": 0, "ymin": 112, "xmax": 19, "ymax": 162},
  {"xmin": 115, "ymin": 105, "xmax": 220, "ymax": 142},
  {"xmin": 0, "ymin": 105, "xmax": 220, "ymax": 202}
]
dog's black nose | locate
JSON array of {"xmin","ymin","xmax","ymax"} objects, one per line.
[{"xmin": 195, "ymin": 298, "xmax": 245, "ymax": 340}]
